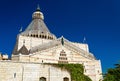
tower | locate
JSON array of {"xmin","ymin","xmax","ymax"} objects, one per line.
[{"xmin": 12, "ymin": 6, "xmax": 56, "ymax": 56}]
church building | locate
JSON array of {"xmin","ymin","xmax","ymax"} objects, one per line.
[{"xmin": 0, "ymin": 6, "xmax": 102, "ymax": 81}]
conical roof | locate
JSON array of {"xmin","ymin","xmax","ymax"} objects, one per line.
[
  {"xmin": 21, "ymin": 6, "xmax": 56, "ymax": 40},
  {"xmin": 24, "ymin": 18, "xmax": 50, "ymax": 33}
]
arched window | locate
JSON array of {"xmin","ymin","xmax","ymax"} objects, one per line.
[
  {"xmin": 33, "ymin": 35, "xmax": 35, "ymax": 37},
  {"xmin": 39, "ymin": 77, "xmax": 46, "ymax": 81},
  {"xmin": 44, "ymin": 36, "xmax": 47, "ymax": 39},
  {"xmin": 40, "ymin": 35, "xmax": 41, "ymax": 38},
  {"xmin": 42, "ymin": 35, "xmax": 44, "ymax": 38},
  {"xmin": 36, "ymin": 35, "xmax": 38, "ymax": 37},
  {"xmin": 63, "ymin": 77, "xmax": 69, "ymax": 81}
]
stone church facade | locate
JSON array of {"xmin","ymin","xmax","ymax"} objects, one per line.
[{"xmin": 0, "ymin": 6, "xmax": 102, "ymax": 81}]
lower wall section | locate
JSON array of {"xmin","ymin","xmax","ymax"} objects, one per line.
[{"xmin": 0, "ymin": 61, "xmax": 71, "ymax": 81}]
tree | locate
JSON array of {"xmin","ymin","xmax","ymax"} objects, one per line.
[{"xmin": 103, "ymin": 62, "xmax": 120, "ymax": 81}]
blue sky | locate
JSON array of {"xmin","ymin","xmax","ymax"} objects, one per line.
[{"xmin": 0, "ymin": 0, "xmax": 120, "ymax": 73}]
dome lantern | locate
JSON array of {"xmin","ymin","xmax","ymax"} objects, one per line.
[{"xmin": 32, "ymin": 5, "xmax": 44, "ymax": 20}]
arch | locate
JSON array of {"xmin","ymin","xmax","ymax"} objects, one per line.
[
  {"xmin": 50, "ymin": 37, "xmax": 51, "ymax": 40},
  {"xmin": 39, "ymin": 77, "xmax": 46, "ymax": 81},
  {"xmin": 42, "ymin": 35, "xmax": 44, "ymax": 38},
  {"xmin": 44, "ymin": 35, "xmax": 47, "ymax": 39},
  {"xmin": 36, "ymin": 34, "xmax": 38, "ymax": 37},
  {"xmin": 33, "ymin": 34, "xmax": 35, "ymax": 37},
  {"xmin": 50, "ymin": 37, "xmax": 53, "ymax": 39},
  {"xmin": 40, "ymin": 35, "xmax": 41, "ymax": 38},
  {"xmin": 63, "ymin": 77, "xmax": 69, "ymax": 81}
]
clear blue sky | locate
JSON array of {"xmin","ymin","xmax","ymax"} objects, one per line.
[{"xmin": 0, "ymin": 0, "xmax": 120, "ymax": 73}]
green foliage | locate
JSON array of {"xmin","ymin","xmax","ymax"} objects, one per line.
[
  {"xmin": 51, "ymin": 64, "xmax": 92, "ymax": 81},
  {"xmin": 103, "ymin": 63, "xmax": 120, "ymax": 81}
]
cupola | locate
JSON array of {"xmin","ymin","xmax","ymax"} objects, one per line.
[
  {"xmin": 20, "ymin": 5, "xmax": 57, "ymax": 40},
  {"xmin": 32, "ymin": 5, "xmax": 44, "ymax": 20}
]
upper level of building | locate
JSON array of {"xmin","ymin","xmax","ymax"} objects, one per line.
[
  {"xmin": 20, "ymin": 5, "xmax": 56, "ymax": 40},
  {"xmin": 12, "ymin": 5, "xmax": 96, "ymax": 61}
]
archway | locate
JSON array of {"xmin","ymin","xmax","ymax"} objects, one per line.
[
  {"xmin": 39, "ymin": 77, "xmax": 46, "ymax": 81},
  {"xmin": 63, "ymin": 77, "xmax": 69, "ymax": 81}
]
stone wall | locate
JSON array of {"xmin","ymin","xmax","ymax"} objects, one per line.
[
  {"xmin": 18, "ymin": 35, "xmax": 52, "ymax": 51},
  {"xmin": 0, "ymin": 61, "xmax": 71, "ymax": 81},
  {"xmin": 12, "ymin": 44, "xmax": 103, "ymax": 81}
]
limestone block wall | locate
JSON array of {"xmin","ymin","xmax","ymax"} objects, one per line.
[
  {"xmin": 84, "ymin": 60, "xmax": 103, "ymax": 81},
  {"xmin": 12, "ymin": 44, "xmax": 102, "ymax": 81},
  {"xmin": 12, "ymin": 55, "xmax": 19, "ymax": 61},
  {"xmin": 72, "ymin": 43, "xmax": 89, "ymax": 52},
  {"xmin": 18, "ymin": 35, "xmax": 52, "ymax": 51},
  {"xmin": 0, "ymin": 61, "xmax": 71, "ymax": 81}
]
